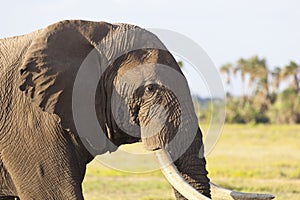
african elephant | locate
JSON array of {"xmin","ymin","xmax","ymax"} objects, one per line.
[{"xmin": 0, "ymin": 20, "xmax": 274, "ymax": 200}]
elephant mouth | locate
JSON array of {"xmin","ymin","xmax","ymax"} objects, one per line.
[{"xmin": 155, "ymin": 149, "xmax": 275, "ymax": 200}]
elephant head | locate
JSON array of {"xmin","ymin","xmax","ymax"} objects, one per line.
[{"xmin": 18, "ymin": 20, "xmax": 274, "ymax": 199}]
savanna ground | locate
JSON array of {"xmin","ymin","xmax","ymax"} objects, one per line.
[{"xmin": 82, "ymin": 125, "xmax": 300, "ymax": 200}]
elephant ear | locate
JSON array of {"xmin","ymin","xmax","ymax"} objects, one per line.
[{"xmin": 19, "ymin": 20, "xmax": 110, "ymax": 133}]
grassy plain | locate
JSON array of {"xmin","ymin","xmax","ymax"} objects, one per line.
[{"xmin": 82, "ymin": 124, "xmax": 300, "ymax": 200}]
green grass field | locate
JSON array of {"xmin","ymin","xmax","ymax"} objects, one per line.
[{"xmin": 82, "ymin": 125, "xmax": 300, "ymax": 200}]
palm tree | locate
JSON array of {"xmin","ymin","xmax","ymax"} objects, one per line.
[
  {"xmin": 245, "ymin": 56, "xmax": 270, "ymax": 112},
  {"xmin": 245, "ymin": 56, "xmax": 262, "ymax": 91},
  {"xmin": 220, "ymin": 63, "xmax": 232, "ymax": 85},
  {"xmin": 271, "ymin": 67, "xmax": 281, "ymax": 94},
  {"xmin": 233, "ymin": 58, "xmax": 247, "ymax": 97},
  {"xmin": 281, "ymin": 61, "xmax": 299, "ymax": 93},
  {"xmin": 255, "ymin": 57, "xmax": 269, "ymax": 96},
  {"xmin": 238, "ymin": 56, "xmax": 269, "ymax": 97}
]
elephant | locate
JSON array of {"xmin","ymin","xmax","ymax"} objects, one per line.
[{"xmin": 0, "ymin": 20, "xmax": 274, "ymax": 200}]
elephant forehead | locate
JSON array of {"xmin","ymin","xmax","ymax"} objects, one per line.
[{"xmin": 115, "ymin": 63, "xmax": 160, "ymax": 87}]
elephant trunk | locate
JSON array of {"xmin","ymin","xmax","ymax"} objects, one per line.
[
  {"xmin": 167, "ymin": 97, "xmax": 210, "ymax": 199},
  {"xmin": 169, "ymin": 127, "xmax": 211, "ymax": 199},
  {"xmin": 139, "ymin": 87, "xmax": 211, "ymax": 198}
]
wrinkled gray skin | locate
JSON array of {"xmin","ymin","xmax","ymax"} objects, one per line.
[{"xmin": 0, "ymin": 20, "xmax": 210, "ymax": 199}]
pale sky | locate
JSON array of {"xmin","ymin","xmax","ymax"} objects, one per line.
[{"xmin": 1, "ymin": 0, "xmax": 299, "ymax": 96}]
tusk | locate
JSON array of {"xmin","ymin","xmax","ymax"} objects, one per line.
[
  {"xmin": 155, "ymin": 149, "xmax": 275, "ymax": 200},
  {"xmin": 210, "ymin": 182, "xmax": 275, "ymax": 200},
  {"xmin": 155, "ymin": 149, "xmax": 211, "ymax": 200}
]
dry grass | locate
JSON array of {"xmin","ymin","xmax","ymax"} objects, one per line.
[{"xmin": 82, "ymin": 124, "xmax": 300, "ymax": 200}]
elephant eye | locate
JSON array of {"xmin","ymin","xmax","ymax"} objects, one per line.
[{"xmin": 144, "ymin": 84, "xmax": 156, "ymax": 94}]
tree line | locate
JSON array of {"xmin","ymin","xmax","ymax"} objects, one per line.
[{"xmin": 219, "ymin": 56, "xmax": 300, "ymax": 124}]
